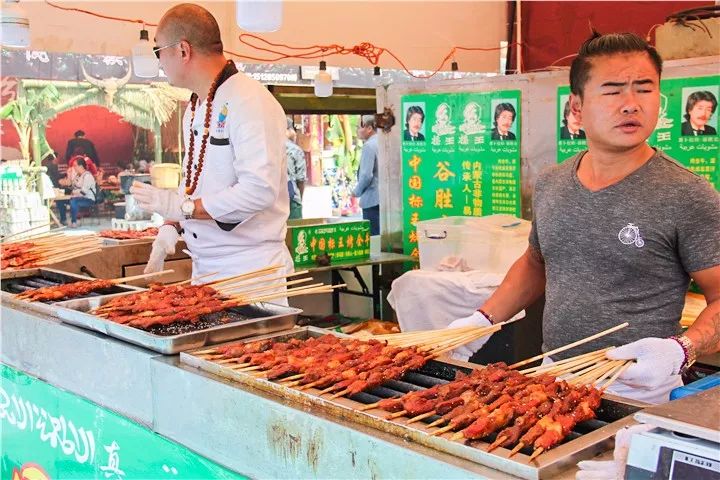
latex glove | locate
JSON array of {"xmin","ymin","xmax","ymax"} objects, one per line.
[
  {"xmin": 447, "ymin": 311, "xmax": 493, "ymax": 361},
  {"xmin": 130, "ymin": 181, "xmax": 184, "ymax": 222},
  {"xmin": 605, "ymin": 337, "xmax": 685, "ymax": 389},
  {"xmin": 144, "ymin": 225, "xmax": 179, "ymax": 274},
  {"xmin": 576, "ymin": 423, "xmax": 654, "ymax": 479}
]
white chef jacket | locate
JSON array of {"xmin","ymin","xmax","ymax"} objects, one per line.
[{"xmin": 178, "ymin": 65, "xmax": 293, "ymax": 282}]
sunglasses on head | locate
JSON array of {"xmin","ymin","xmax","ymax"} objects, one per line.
[{"xmin": 153, "ymin": 40, "xmax": 182, "ymax": 59}]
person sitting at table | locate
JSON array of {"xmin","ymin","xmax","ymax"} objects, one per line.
[{"xmin": 56, "ymin": 158, "xmax": 97, "ymax": 228}]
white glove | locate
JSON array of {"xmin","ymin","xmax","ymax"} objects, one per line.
[
  {"xmin": 447, "ymin": 311, "xmax": 493, "ymax": 361},
  {"xmin": 576, "ymin": 423, "xmax": 654, "ymax": 479},
  {"xmin": 130, "ymin": 181, "xmax": 184, "ymax": 222},
  {"xmin": 144, "ymin": 225, "xmax": 179, "ymax": 274},
  {"xmin": 605, "ymin": 337, "xmax": 685, "ymax": 389}
]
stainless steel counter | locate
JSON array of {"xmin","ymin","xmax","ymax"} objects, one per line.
[{"xmin": 2, "ymin": 301, "xmax": 560, "ymax": 479}]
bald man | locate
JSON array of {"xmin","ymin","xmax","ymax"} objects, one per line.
[{"xmin": 131, "ymin": 4, "xmax": 293, "ymax": 298}]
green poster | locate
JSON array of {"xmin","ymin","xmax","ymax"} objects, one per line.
[
  {"xmin": 1, "ymin": 364, "xmax": 243, "ymax": 480},
  {"xmin": 557, "ymin": 75, "xmax": 719, "ymax": 190},
  {"xmin": 401, "ymin": 91, "xmax": 522, "ymax": 258},
  {"xmin": 556, "ymin": 86, "xmax": 588, "ymax": 162}
]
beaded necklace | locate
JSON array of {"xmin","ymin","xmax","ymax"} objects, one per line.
[{"xmin": 184, "ymin": 60, "xmax": 233, "ymax": 195}]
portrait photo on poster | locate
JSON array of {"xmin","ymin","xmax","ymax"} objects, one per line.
[
  {"xmin": 403, "ymin": 102, "xmax": 427, "ymax": 142},
  {"xmin": 431, "ymin": 102, "xmax": 457, "ymax": 136},
  {"xmin": 490, "ymin": 99, "xmax": 518, "ymax": 141},
  {"xmin": 680, "ymin": 86, "xmax": 718, "ymax": 137},
  {"xmin": 460, "ymin": 101, "xmax": 486, "ymax": 136},
  {"xmin": 558, "ymin": 95, "xmax": 586, "ymax": 140}
]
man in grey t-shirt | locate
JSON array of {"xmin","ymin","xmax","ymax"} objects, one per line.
[{"xmin": 447, "ymin": 32, "xmax": 720, "ymax": 404}]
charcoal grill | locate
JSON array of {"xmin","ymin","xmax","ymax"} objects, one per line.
[{"xmin": 181, "ymin": 326, "xmax": 646, "ymax": 480}]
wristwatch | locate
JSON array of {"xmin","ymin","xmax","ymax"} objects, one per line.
[{"xmin": 180, "ymin": 197, "xmax": 195, "ymax": 219}]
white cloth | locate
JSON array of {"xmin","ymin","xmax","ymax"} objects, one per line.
[
  {"xmin": 179, "ymin": 70, "xmax": 290, "ymax": 260},
  {"xmin": 576, "ymin": 423, "xmax": 655, "ymax": 479},
  {"xmin": 387, "ymin": 270, "xmax": 504, "ymax": 332},
  {"xmin": 186, "ymin": 242, "xmax": 294, "ymax": 306},
  {"xmin": 144, "ymin": 225, "xmax": 179, "ymax": 274}
]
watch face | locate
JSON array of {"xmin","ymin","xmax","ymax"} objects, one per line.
[{"xmin": 181, "ymin": 199, "xmax": 194, "ymax": 215}]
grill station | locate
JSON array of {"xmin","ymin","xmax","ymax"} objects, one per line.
[
  {"xmin": 181, "ymin": 327, "xmax": 643, "ymax": 480},
  {"xmin": 0, "ymin": 268, "xmax": 142, "ymax": 315}
]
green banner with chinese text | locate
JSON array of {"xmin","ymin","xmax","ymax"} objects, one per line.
[
  {"xmin": 557, "ymin": 75, "xmax": 719, "ymax": 190},
  {"xmin": 401, "ymin": 91, "xmax": 522, "ymax": 257}
]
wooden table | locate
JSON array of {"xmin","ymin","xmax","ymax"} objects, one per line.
[{"xmin": 306, "ymin": 252, "xmax": 417, "ymax": 320}]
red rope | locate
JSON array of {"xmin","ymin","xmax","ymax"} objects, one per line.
[{"xmin": 43, "ymin": 0, "xmax": 522, "ymax": 79}]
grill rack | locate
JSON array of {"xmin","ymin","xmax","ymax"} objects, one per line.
[
  {"xmin": 181, "ymin": 326, "xmax": 644, "ymax": 480},
  {"xmin": 1, "ymin": 268, "xmax": 142, "ymax": 315}
]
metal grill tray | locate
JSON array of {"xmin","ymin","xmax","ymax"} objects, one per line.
[
  {"xmin": 181, "ymin": 327, "xmax": 643, "ymax": 480},
  {"xmin": 1, "ymin": 268, "xmax": 143, "ymax": 316},
  {"xmin": 54, "ymin": 292, "xmax": 301, "ymax": 354}
]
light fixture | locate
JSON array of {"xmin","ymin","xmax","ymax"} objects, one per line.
[
  {"xmin": 314, "ymin": 61, "xmax": 333, "ymax": 98},
  {"xmin": 236, "ymin": 0, "xmax": 283, "ymax": 32},
  {"xmin": 451, "ymin": 60, "xmax": 461, "ymax": 79},
  {"xmin": 1, "ymin": 0, "xmax": 30, "ymax": 48},
  {"xmin": 131, "ymin": 27, "xmax": 159, "ymax": 78}
]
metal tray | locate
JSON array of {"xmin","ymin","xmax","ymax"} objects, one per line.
[
  {"xmin": 1, "ymin": 268, "xmax": 143, "ymax": 316},
  {"xmin": 54, "ymin": 292, "xmax": 301, "ymax": 354},
  {"xmin": 181, "ymin": 327, "xmax": 642, "ymax": 480}
]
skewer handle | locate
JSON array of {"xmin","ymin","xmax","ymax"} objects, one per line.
[
  {"xmin": 508, "ymin": 322, "xmax": 629, "ymax": 369},
  {"xmin": 112, "ymin": 269, "xmax": 174, "ymax": 284}
]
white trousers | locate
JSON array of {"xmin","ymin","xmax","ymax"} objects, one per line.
[{"xmin": 187, "ymin": 243, "xmax": 294, "ymax": 306}]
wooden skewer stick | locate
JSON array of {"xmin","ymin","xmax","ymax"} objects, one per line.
[
  {"xmin": 426, "ymin": 418, "xmax": 446, "ymax": 428},
  {"xmin": 236, "ymin": 365, "xmax": 264, "ymax": 372},
  {"xmin": 584, "ymin": 360, "xmax": 624, "ymax": 386},
  {"xmin": 528, "ymin": 447, "xmax": 545, "ymax": 463},
  {"xmin": 451, "ymin": 431, "xmax": 465, "ymax": 441},
  {"xmin": 508, "ymin": 442, "xmax": 525, "ymax": 457},
  {"xmin": 172, "ymin": 272, "xmax": 220, "ymax": 286},
  {"xmin": 430, "ymin": 424, "xmax": 456, "ymax": 437},
  {"xmin": 226, "ymin": 280, "xmax": 321, "ymax": 301},
  {"xmin": 1, "ymin": 223, "xmax": 52, "ymax": 241},
  {"xmin": 215, "ymin": 358, "xmax": 242, "ymax": 365},
  {"xmin": 599, "ymin": 361, "xmax": 632, "ymax": 391},
  {"xmin": 215, "ymin": 270, "xmax": 311, "ymax": 292},
  {"xmin": 112, "ymin": 269, "xmax": 175, "ymax": 284},
  {"xmin": 278, "ymin": 373, "xmax": 305, "ymax": 383},
  {"xmin": 318, "ymin": 384, "xmax": 341, "ymax": 395},
  {"xmin": 565, "ymin": 360, "xmax": 611, "ymax": 384},
  {"xmin": 191, "ymin": 347, "xmax": 219, "ymax": 355},
  {"xmin": 508, "ymin": 323, "xmax": 629, "ymax": 369},
  {"xmin": 535, "ymin": 351, "xmax": 612, "ymax": 378},
  {"xmin": 406, "ymin": 410, "xmax": 437, "ymax": 425},
  {"xmin": 358, "ymin": 401, "xmax": 382, "ymax": 412},
  {"xmin": 520, "ymin": 348, "xmax": 610, "ymax": 374},
  {"xmin": 328, "ymin": 388, "xmax": 350, "ymax": 399},
  {"xmin": 486, "ymin": 436, "xmax": 508, "ymax": 453},
  {"xmin": 591, "ymin": 360, "xmax": 625, "ymax": 386},
  {"xmin": 385, "ymin": 410, "xmax": 408, "ymax": 420},
  {"xmin": 208, "ymin": 265, "xmax": 283, "ymax": 287}
]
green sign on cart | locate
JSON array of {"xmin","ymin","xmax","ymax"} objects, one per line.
[
  {"xmin": 0, "ymin": 364, "xmax": 243, "ymax": 480},
  {"xmin": 557, "ymin": 75, "xmax": 719, "ymax": 190},
  {"xmin": 400, "ymin": 90, "xmax": 522, "ymax": 258}
]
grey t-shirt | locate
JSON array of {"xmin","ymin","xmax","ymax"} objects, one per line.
[{"xmin": 530, "ymin": 150, "xmax": 720, "ymax": 359}]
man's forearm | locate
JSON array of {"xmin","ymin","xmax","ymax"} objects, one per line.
[
  {"xmin": 685, "ymin": 299, "xmax": 720, "ymax": 357},
  {"xmin": 480, "ymin": 248, "xmax": 546, "ymax": 323}
]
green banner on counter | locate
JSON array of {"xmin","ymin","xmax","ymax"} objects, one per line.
[
  {"xmin": 557, "ymin": 75, "xmax": 719, "ymax": 190},
  {"xmin": 401, "ymin": 90, "xmax": 522, "ymax": 258},
  {"xmin": 0, "ymin": 364, "xmax": 243, "ymax": 480}
]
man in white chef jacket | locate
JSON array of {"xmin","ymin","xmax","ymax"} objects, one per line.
[{"xmin": 131, "ymin": 4, "xmax": 293, "ymax": 301}]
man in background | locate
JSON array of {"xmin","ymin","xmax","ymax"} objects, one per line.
[
  {"xmin": 65, "ymin": 130, "xmax": 100, "ymax": 166},
  {"xmin": 286, "ymin": 118, "xmax": 306, "ymax": 220},
  {"xmin": 354, "ymin": 115, "xmax": 380, "ymax": 235}
]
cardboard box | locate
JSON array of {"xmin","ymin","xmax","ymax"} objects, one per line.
[{"xmin": 287, "ymin": 218, "xmax": 371, "ymax": 267}]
